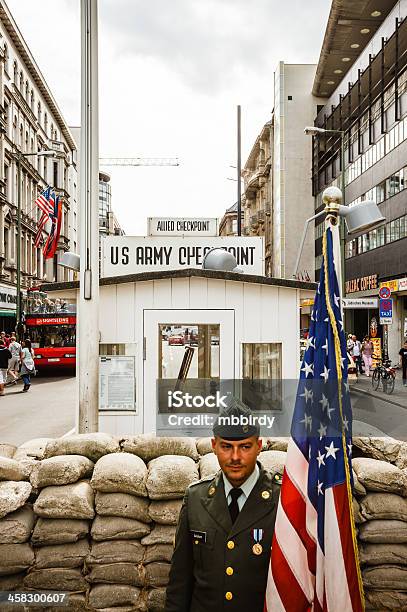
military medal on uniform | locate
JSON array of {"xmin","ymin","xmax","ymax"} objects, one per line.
[{"xmin": 252, "ymin": 529, "xmax": 263, "ymax": 555}]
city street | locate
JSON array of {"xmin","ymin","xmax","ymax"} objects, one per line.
[{"xmin": 0, "ymin": 374, "xmax": 76, "ymax": 446}]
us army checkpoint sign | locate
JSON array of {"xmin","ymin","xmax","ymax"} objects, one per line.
[{"xmin": 101, "ymin": 236, "xmax": 265, "ymax": 277}]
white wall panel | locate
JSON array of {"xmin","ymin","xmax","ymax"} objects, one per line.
[
  {"xmin": 190, "ymin": 277, "xmax": 206, "ymax": 308},
  {"xmin": 226, "ymin": 281, "xmax": 244, "ymax": 378},
  {"xmin": 243, "ymin": 283, "xmax": 262, "ymax": 341},
  {"xmin": 207, "ymin": 279, "xmax": 226, "ymax": 309},
  {"xmin": 99, "ymin": 285, "xmax": 117, "ymax": 342},
  {"xmin": 278, "ymin": 287, "xmax": 299, "ymax": 379},
  {"xmin": 152, "ymin": 279, "xmax": 172, "ymax": 308},
  {"xmin": 171, "ymin": 278, "xmax": 190, "ymax": 309},
  {"xmin": 260, "ymin": 285, "xmax": 280, "ymax": 341},
  {"xmin": 116, "ymin": 283, "xmax": 135, "ymax": 342}
]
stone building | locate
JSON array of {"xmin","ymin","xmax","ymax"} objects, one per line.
[
  {"xmin": 218, "ymin": 202, "xmax": 243, "ymax": 236},
  {"xmin": 0, "ymin": 1, "xmax": 77, "ymax": 329}
]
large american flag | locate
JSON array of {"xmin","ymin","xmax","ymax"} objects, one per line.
[{"xmin": 265, "ymin": 226, "xmax": 364, "ymax": 612}]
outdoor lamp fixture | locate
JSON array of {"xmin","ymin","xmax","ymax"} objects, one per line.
[
  {"xmin": 202, "ymin": 248, "xmax": 243, "ymax": 273},
  {"xmin": 293, "ymin": 186, "xmax": 385, "ymax": 279},
  {"xmin": 59, "ymin": 251, "xmax": 81, "ymax": 271}
]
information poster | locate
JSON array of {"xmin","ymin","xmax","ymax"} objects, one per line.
[
  {"xmin": 99, "ymin": 356, "xmax": 136, "ymax": 411},
  {"xmin": 370, "ymin": 337, "xmax": 382, "ymax": 367}
]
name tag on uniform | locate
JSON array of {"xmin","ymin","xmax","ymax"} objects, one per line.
[{"xmin": 191, "ymin": 530, "xmax": 207, "ymax": 543}]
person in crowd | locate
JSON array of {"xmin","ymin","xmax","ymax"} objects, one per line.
[
  {"xmin": 0, "ymin": 338, "xmax": 12, "ymax": 396},
  {"xmin": 361, "ymin": 335, "xmax": 374, "ymax": 377},
  {"xmin": 351, "ymin": 334, "xmax": 363, "ymax": 375},
  {"xmin": 347, "ymin": 334, "xmax": 354, "ymax": 352},
  {"xmin": 7, "ymin": 334, "xmax": 21, "ymax": 384},
  {"xmin": 165, "ymin": 399, "xmax": 281, "ymax": 612},
  {"xmin": 3, "ymin": 333, "xmax": 11, "ymax": 348},
  {"xmin": 20, "ymin": 339, "xmax": 35, "ymax": 392},
  {"xmin": 399, "ymin": 339, "xmax": 407, "ymax": 387}
]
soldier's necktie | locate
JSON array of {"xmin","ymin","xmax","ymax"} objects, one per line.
[{"xmin": 228, "ymin": 488, "xmax": 243, "ymax": 524}]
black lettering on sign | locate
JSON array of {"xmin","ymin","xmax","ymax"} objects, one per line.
[
  {"xmin": 111, "ymin": 246, "xmax": 119, "ymax": 265},
  {"xmin": 122, "ymin": 247, "xmax": 129, "ymax": 265}
]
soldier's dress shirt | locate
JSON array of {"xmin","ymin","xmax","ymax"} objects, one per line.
[{"xmin": 223, "ymin": 463, "xmax": 260, "ymax": 511}]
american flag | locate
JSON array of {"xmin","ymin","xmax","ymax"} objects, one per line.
[
  {"xmin": 34, "ymin": 186, "xmax": 54, "ymax": 216},
  {"xmin": 43, "ymin": 194, "xmax": 62, "ymax": 260},
  {"xmin": 264, "ymin": 226, "xmax": 364, "ymax": 612}
]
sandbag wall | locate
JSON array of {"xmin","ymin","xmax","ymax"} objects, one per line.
[{"xmin": 0, "ymin": 433, "xmax": 406, "ymax": 611}]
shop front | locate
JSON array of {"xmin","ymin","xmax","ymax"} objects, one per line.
[
  {"xmin": 344, "ymin": 274, "xmax": 380, "ymax": 343},
  {"xmin": 0, "ymin": 283, "xmax": 17, "ymax": 333}
]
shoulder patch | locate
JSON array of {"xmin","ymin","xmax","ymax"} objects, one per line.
[{"xmin": 188, "ymin": 475, "xmax": 214, "ymax": 488}]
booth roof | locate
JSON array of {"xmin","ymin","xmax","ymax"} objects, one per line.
[{"xmin": 41, "ymin": 268, "xmax": 317, "ymax": 293}]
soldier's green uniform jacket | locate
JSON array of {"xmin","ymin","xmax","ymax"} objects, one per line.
[{"xmin": 165, "ymin": 462, "xmax": 281, "ymax": 612}]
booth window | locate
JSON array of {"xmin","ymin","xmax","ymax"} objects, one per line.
[
  {"xmin": 158, "ymin": 324, "xmax": 220, "ymax": 380},
  {"xmin": 242, "ymin": 343, "xmax": 282, "ymax": 380}
]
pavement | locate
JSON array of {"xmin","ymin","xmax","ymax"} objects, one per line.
[
  {"xmin": 0, "ymin": 373, "xmax": 76, "ymax": 447},
  {"xmin": 351, "ymin": 372, "xmax": 406, "ymax": 407}
]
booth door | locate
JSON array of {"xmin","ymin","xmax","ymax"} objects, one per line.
[{"xmin": 143, "ymin": 309, "xmax": 235, "ymax": 433}]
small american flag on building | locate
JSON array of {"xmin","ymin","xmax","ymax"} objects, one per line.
[
  {"xmin": 34, "ymin": 186, "xmax": 54, "ymax": 216},
  {"xmin": 264, "ymin": 226, "xmax": 364, "ymax": 612}
]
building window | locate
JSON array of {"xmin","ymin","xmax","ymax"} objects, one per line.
[
  {"xmin": 3, "ymin": 44, "xmax": 9, "ymax": 74},
  {"xmin": 30, "ymin": 90, "xmax": 34, "ymax": 110},
  {"xmin": 44, "ymin": 113, "xmax": 48, "ymax": 134},
  {"xmin": 13, "ymin": 61, "xmax": 17, "ymax": 84},
  {"xmin": 19, "ymin": 71, "xmax": 23, "ymax": 93},
  {"xmin": 25, "ymin": 81, "xmax": 29, "ymax": 102},
  {"xmin": 53, "ymin": 161, "xmax": 58, "ymax": 187},
  {"xmin": 37, "ymin": 102, "xmax": 41, "ymax": 123}
]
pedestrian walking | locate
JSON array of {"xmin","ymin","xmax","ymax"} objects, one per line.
[
  {"xmin": 399, "ymin": 340, "xmax": 407, "ymax": 387},
  {"xmin": 20, "ymin": 339, "xmax": 35, "ymax": 392},
  {"xmin": 346, "ymin": 334, "xmax": 354, "ymax": 352},
  {"xmin": 165, "ymin": 400, "xmax": 281, "ymax": 612},
  {"xmin": 362, "ymin": 335, "xmax": 374, "ymax": 377},
  {"xmin": 7, "ymin": 335, "xmax": 21, "ymax": 384},
  {"xmin": 0, "ymin": 339, "xmax": 12, "ymax": 396},
  {"xmin": 351, "ymin": 334, "xmax": 363, "ymax": 374}
]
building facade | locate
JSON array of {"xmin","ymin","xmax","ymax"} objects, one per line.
[
  {"xmin": 99, "ymin": 171, "xmax": 124, "ymax": 237},
  {"xmin": 311, "ymin": 0, "xmax": 407, "ymax": 359},
  {"xmin": 242, "ymin": 122, "xmax": 272, "ymax": 275},
  {"xmin": 0, "ymin": 1, "xmax": 77, "ymax": 330},
  {"xmin": 218, "ymin": 202, "xmax": 243, "ymax": 237}
]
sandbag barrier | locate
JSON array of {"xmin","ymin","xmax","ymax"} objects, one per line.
[{"xmin": 0, "ymin": 434, "xmax": 406, "ymax": 611}]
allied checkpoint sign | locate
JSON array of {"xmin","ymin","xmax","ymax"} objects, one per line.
[
  {"xmin": 102, "ymin": 236, "xmax": 265, "ymax": 277},
  {"xmin": 147, "ymin": 217, "xmax": 218, "ymax": 237}
]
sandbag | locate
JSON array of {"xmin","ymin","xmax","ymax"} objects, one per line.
[
  {"xmin": 0, "ymin": 457, "xmax": 27, "ymax": 481},
  {"xmin": 31, "ymin": 518, "xmax": 89, "ymax": 546},
  {"xmin": 360, "ymin": 492, "xmax": 407, "ymax": 521},
  {"xmin": 91, "ymin": 453, "xmax": 147, "ymax": 497},
  {"xmin": 0, "ymin": 505, "xmax": 35, "ymax": 543},
  {"xmin": 359, "ymin": 519, "xmax": 407, "ymax": 543},
  {"xmin": 33, "ymin": 481, "xmax": 94, "ymax": 519},
  {"xmin": 360, "ymin": 543, "xmax": 407, "ymax": 566},
  {"xmin": 86, "ymin": 562, "xmax": 144, "ymax": 586},
  {"xmin": 265, "ymin": 437, "xmax": 289, "ymax": 452},
  {"xmin": 146, "ymin": 456, "xmax": 198, "ymax": 500},
  {"xmin": 0, "ymin": 444, "xmax": 16, "ymax": 459},
  {"xmin": 259, "ymin": 450, "xmax": 286, "ymax": 475},
  {"xmin": 88, "ymin": 584, "xmax": 143, "ymax": 610},
  {"xmin": 352, "ymin": 457, "xmax": 407, "ymax": 496},
  {"xmin": 196, "ymin": 438, "xmax": 213, "ymax": 456},
  {"xmin": 353, "ymin": 498, "xmax": 364, "ymax": 524},
  {"xmin": 0, "ymin": 543, "xmax": 34, "ymax": 575},
  {"xmin": 365, "ymin": 589, "xmax": 407, "ymax": 611},
  {"xmin": 0, "ymin": 573, "xmax": 24, "ymax": 590},
  {"xmin": 0, "ymin": 481, "xmax": 32, "ymax": 518},
  {"xmin": 44, "ymin": 433, "xmax": 120, "ymax": 462},
  {"xmin": 91, "ymin": 515, "xmax": 150, "ymax": 541},
  {"xmin": 95, "ymin": 491, "xmax": 150, "ymax": 522},
  {"xmin": 148, "ymin": 500, "xmax": 183, "ymax": 526},
  {"xmin": 353, "ymin": 470, "xmax": 366, "ymax": 497},
  {"xmin": 144, "ymin": 544, "xmax": 173, "ymax": 564},
  {"xmin": 147, "ymin": 587, "xmax": 166, "ymax": 612},
  {"xmin": 362, "ymin": 565, "xmax": 407, "ymax": 591},
  {"xmin": 353, "ymin": 436, "xmax": 402, "ymax": 463},
  {"xmin": 23, "ymin": 568, "xmax": 88, "ymax": 591},
  {"xmin": 34, "ymin": 540, "xmax": 89, "ymax": 569},
  {"xmin": 145, "ymin": 562, "xmax": 171, "ymax": 587},
  {"xmin": 199, "ymin": 454, "xmax": 219, "ymax": 480},
  {"xmin": 87, "ymin": 540, "xmax": 145, "ymax": 566},
  {"xmin": 39, "ymin": 593, "xmax": 87, "ymax": 612},
  {"xmin": 142, "ymin": 525, "xmax": 176, "ymax": 546},
  {"xmin": 30, "ymin": 455, "xmax": 94, "ymax": 488},
  {"xmin": 121, "ymin": 434, "xmax": 198, "ymax": 462},
  {"xmin": 14, "ymin": 438, "xmax": 53, "ymax": 461}
]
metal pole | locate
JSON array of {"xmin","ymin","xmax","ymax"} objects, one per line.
[
  {"xmin": 16, "ymin": 155, "xmax": 21, "ymax": 339},
  {"xmin": 237, "ymin": 105, "xmax": 241, "ymax": 236},
  {"xmin": 78, "ymin": 0, "xmax": 99, "ymax": 433},
  {"xmin": 340, "ymin": 133, "xmax": 347, "ymax": 332}
]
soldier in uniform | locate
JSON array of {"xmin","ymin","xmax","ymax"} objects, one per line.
[{"xmin": 165, "ymin": 400, "xmax": 281, "ymax": 612}]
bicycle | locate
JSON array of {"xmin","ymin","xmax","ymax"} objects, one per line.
[{"xmin": 371, "ymin": 355, "xmax": 396, "ymax": 395}]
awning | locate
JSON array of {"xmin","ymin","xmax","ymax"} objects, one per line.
[{"xmin": 0, "ymin": 310, "xmax": 16, "ymax": 317}]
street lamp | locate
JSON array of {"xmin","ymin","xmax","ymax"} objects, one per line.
[{"xmin": 13, "ymin": 148, "xmax": 57, "ymax": 339}]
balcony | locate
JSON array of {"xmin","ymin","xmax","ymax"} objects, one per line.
[
  {"xmin": 250, "ymin": 213, "xmax": 259, "ymax": 230},
  {"xmin": 12, "ymin": 85, "xmax": 36, "ymax": 124}
]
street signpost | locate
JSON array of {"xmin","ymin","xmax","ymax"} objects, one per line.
[
  {"xmin": 342, "ymin": 297, "xmax": 378, "ymax": 309},
  {"xmin": 379, "ymin": 298, "xmax": 393, "ymax": 325},
  {"xmin": 378, "ymin": 286, "xmax": 391, "ymax": 299}
]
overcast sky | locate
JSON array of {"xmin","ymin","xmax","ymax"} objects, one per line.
[{"xmin": 7, "ymin": 0, "xmax": 330, "ymax": 236}]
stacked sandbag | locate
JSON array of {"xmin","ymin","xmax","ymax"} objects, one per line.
[
  {"xmin": 353, "ymin": 455, "xmax": 407, "ymax": 610},
  {"xmin": 88, "ymin": 452, "xmax": 149, "ymax": 610},
  {"xmin": 23, "ymin": 455, "xmax": 94, "ymax": 603}
]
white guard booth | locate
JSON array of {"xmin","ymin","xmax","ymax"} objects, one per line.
[{"xmin": 42, "ymin": 267, "xmax": 316, "ymax": 437}]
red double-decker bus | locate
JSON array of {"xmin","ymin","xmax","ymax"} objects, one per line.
[{"xmin": 25, "ymin": 307, "xmax": 76, "ymax": 370}]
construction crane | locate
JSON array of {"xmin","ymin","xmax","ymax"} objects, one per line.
[{"xmin": 99, "ymin": 157, "xmax": 180, "ymax": 167}]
